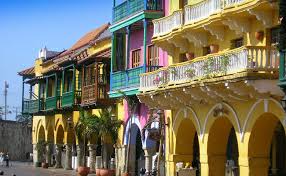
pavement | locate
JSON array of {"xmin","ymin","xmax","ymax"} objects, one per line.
[{"xmin": 0, "ymin": 161, "xmax": 97, "ymax": 176}]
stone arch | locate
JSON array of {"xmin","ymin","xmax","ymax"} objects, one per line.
[
  {"xmin": 56, "ymin": 125, "xmax": 65, "ymax": 144},
  {"xmin": 37, "ymin": 125, "xmax": 46, "ymax": 143},
  {"xmin": 173, "ymin": 107, "xmax": 202, "ymax": 138},
  {"xmin": 246, "ymin": 112, "xmax": 286, "ymax": 176},
  {"xmin": 203, "ymin": 102, "xmax": 241, "ymax": 141},
  {"xmin": 174, "ymin": 118, "xmax": 199, "ymax": 159},
  {"xmin": 242, "ymin": 98, "xmax": 285, "ymax": 141},
  {"xmin": 206, "ymin": 116, "xmax": 240, "ymax": 176},
  {"xmin": 123, "ymin": 115, "xmax": 142, "ymax": 146}
]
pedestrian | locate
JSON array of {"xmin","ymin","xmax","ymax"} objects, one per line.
[
  {"xmin": 0, "ymin": 152, "xmax": 3, "ymax": 166},
  {"xmin": 5, "ymin": 153, "xmax": 9, "ymax": 167}
]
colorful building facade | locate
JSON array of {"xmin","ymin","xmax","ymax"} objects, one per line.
[
  {"xmin": 138, "ymin": 0, "xmax": 286, "ymax": 176},
  {"xmin": 109, "ymin": 0, "xmax": 168, "ymax": 175},
  {"xmin": 19, "ymin": 24, "xmax": 115, "ymax": 171}
]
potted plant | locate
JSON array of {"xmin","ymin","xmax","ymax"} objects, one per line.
[
  {"xmin": 255, "ymin": 31, "xmax": 264, "ymax": 41},
  {"xmin": 75, "ymin": 111, "xmax": 98, "ymax": 176},
  {"xmin": 210, "ymin": 44, "xmax": 219, "ymax": 54},
  {"xmin": 90, "ymin": 108, "xmax": 123, "ymax": 176},
  {"xmin": 35, "ymin": 140, "xmax": 48, "ymax": 168}
]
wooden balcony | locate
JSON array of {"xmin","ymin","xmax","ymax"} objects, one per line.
[
  {"xmin": 111, "ymin": 0, "xmax": 163, "ymax": 32},
  {"xmin": 110, "ymin": 66, "xmax": 162, "ymax": 97},
  {"xmin": 81, "ymin": 83, "xmax": 109, "ymax": 106},
  {"xmin": 45, "ymin": 96, "xmax": 58, "ymax": 111},
  {"xmin": 23, "ymin": 99, "xmax": 39, "ymax": 114},
  {"xmin": 140, "ymin": 46, "xmax": 279, "ymax": 92},
  {"xmin": 61, "ymin": 91, "xmax": 81, "ymax": 108}
]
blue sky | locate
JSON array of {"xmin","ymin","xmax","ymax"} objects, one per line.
[{"xmin": 0, "ymin": 0, "xmax": 112, "ymax": 120}]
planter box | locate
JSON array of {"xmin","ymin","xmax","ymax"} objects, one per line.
[{"xmin": 177, "ymin": 168, "xmax": 196, "ymax": 176}]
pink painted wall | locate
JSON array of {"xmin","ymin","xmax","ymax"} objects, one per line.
[
  {"xmin": 123, "ymin": 99, "xmax": 148, "ymax": 128},
  {"xmin": 128, "ymin": 25, "xmax": 169, "ymax": 68}
]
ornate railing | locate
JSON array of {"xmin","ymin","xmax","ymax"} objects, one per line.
[
  {"xmin": 184, "ymin": 0, "xmax": 221, "ymax": 25},
  {"xmin": 140, "ymin": 46, "xmax": 279, "ymax": 91},
  {"xmin": 153, "ymin": 10, "xmax": 183, "ymax": 37},
  {"xmin": 224, "ymin": 0, "xmax": 245, "ymax": 7},
  {"xmin": 153, "ymin": 0, "xmax": 248, "ymax": 38}
]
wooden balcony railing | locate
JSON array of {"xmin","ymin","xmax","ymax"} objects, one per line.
[
  {"xmin": 45, "ymin": 96, "xmax": 58, "ymax": 111},
  {"xmin": 153, "ymin": 10, "xmax": 183, "ymax": 37},
  {"xmin": 140, "ymin": 46, "xmax": 279, "ymax": 92},
  {"xmin": 61, "ymin": 91, "xmax": 81, "ymax": 108},
  {"xmin": 111, "ymin": 66, "xmax": 162, "ymax": 92},
  {"xmin": 82, "ymin": 83, "xmax": 109, "ymax": 105},
  {"xmin": 113, "ymin": 0, "xmax": 162, "ymax": 23},
  {"xmin": 23, "ymin": 99, "xmax": 39, "ymax": 114}
]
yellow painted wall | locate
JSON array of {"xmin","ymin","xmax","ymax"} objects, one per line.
[{"xmin": 165, "ymin": 98, "xmax": 286, "ymax": 176}]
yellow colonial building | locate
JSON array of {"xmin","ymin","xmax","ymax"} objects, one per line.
[
  {"xmin": 18, "ymin": 24, "xmax": 124, "ymax": 171},
  {"xmin": 138, "ymin": 0, "xmax": 286, "ymax": 176}
]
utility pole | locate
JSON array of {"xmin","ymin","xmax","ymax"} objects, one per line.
[{"xmin": 4, "ymin": 81, "xmax": 9, "ymax": 120}]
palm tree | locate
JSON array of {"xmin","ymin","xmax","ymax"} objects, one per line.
[
  {"xmin": 90, "ymin": 108, "xmax": 123, "ymax": 169},
  {"xmin": 75, "ymin": 110, "xmax": 98, "ymax": 167}
]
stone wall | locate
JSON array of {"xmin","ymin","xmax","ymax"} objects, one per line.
[{"xmin": 0, "ymin": 120, "xmax": 32, "ymax": 161}]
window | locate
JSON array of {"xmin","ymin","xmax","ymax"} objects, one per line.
[
  {"xmin": 148, "ymin": 45, "xmax": 159, "ymax": 70},
  {"xmin": 270, "ymin": 27, "xmax": 279, "ymax": 45},
  {"xmin": 131, "ymin": 49, "xmax": 141, "ymax": 68},
  {"xmin": 47, "ymin": 77, "xmax": 55, "ymax": 97},
  {"xmin": 84, "ymin": 64, "xmax": 96, "ymax": 86},
  {"xmin": 231, "ymin": 38, "xmax": 244, "ymax": 49},
  {"xmin": 203, "ymin": 46, "xmax": 211, "ymax": 56}
]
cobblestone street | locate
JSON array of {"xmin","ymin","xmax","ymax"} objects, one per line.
[{"xmin": 0, "ymin": 162, "xmax": 80, "ymax": 176}]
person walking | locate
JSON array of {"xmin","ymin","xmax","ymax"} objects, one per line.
[
  {"xmin": 0, "ymin": 152, "xmax": 3, "ymax": 166},
  {"xmin": 5, "ymin": 153, "xmax": 9, "ymax": 167}
]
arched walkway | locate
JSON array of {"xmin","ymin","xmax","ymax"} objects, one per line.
[
  {"xmin": 207, "ymin": 117, "xmax": 239, "ymax": 176},
  {"xmin": 126, "ymin": 123, "xmax": 145, "ymax": 176},
  {"xmin": 174, "ymin": 118, "xmax": 200, "ymax": 176},
  {"xmin": 37, "ymin": 125, "xmax": 45, "ymax": 142},
  {"xmin": 248, "ymin": 113, "xmax": 286, "ymax": 176},
  {"xmin": 46, "ymin": 125, "xmax": 54, "ymax": 166},
  {"xmin": 55, "ymin": 125, "xmax": 64, "ymax": 168}
]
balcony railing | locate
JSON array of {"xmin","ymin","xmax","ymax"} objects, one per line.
[
  {"xmin": 45, "ymin": 96, "xmax": 58, "ymax": 111},
  {"xmin": 140, "ymin": 46, "xmax": 279, "ymax": 91},
  {"xmin": 113, "ymin": 0, "xmax": 162, "ymax": 23},
  {"xmin": 184, "ymin": 0, "xmax": 221, "ymax": 25},
  {"xmin": 153, "ymin": 0, "xmax": 247, "ymax": 38},
  {"xmin": 82, "ymin": 83, "xmax": 109, "ymax": 105},
  {"xmin": 111, "ymin": 66, "xmax": 162, "ymax": 92},
  {"xmin": 62, "ymin": 91, "xmax": 81, "ymax": 108},
  {"xmin": 153, "ymin": 10, "xmax": 183, "ymax": 37},
  {"xmin": 23, "ymin": 99, "xmax": 39, "ymax": 114}
]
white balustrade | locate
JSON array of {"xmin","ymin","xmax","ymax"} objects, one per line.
[
  {"xmin": 224, "ymin": 0, "xmax": 245, "ymax": 7},
  {"xmin": 184, "ymin": 0, "xmax": 221, "ymax": 24},
  {"xmin": 153, "ymin": 10, "xmax": 183, "ymax": 37},
  {"xmin": 140, "ymin": 46, "xmax": 279, "ymax": 92}
]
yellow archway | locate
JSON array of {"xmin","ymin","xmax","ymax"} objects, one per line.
[
  {"xmin": 205, "ymin": 116, "xmax": 240, "ymax": 176},
  {"xmin": 37, "ymin": 125, "xmax": 46, "ymax": 143},
  {"xmin": 247, "ymin": 113, "xmax": 285, "ymax": 176},
  {"xmin": 56, "ymin": 125, "xmax": 65, "ymax": 144}
]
